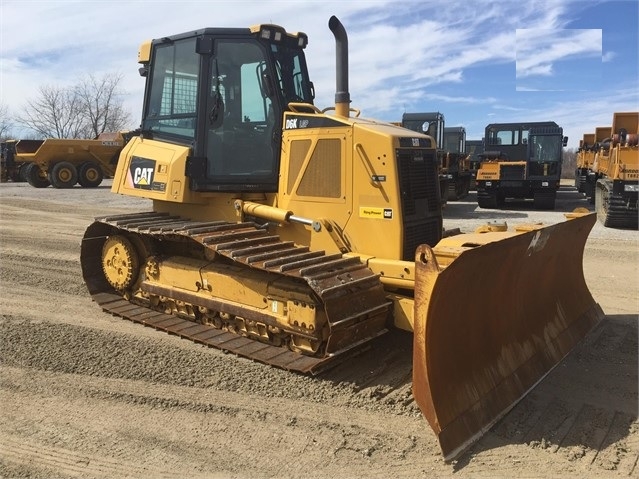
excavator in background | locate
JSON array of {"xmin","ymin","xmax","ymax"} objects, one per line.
[
  {"xmin": 584, "ymin": 126, "xmax": 612, "ymax": 203},
  {"xmin": 592, "ymin": 112, "xmax": 639, "ymax": 229},
  {"xmin": 80, "ymin": 17, "xmax": 603, "ymax": 460},
  {"xmin": 475, "ymin": 121, "xmax": 568, "ymax": 210},
  {"xmin": 574, "ymin": 133, "xmax": 596, "ymax": 194}
]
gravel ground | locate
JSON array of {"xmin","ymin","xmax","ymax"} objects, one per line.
[{"xmin": 0, "ymin": 179, "xmax": 637, "ymax": 478}]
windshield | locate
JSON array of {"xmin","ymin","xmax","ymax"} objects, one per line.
[
  {"xmin": 144, "ymin": 38, "xmax": 199, "ymax": 139},
  {"xmin": 271, "ymin": 43, "xmax": 314, "ymax": 105},
  {"xmin": 487, "ymin": 128, "xmax": 521, "ymax": 146},
  {"xmin": 402, "ymin": 119, "xmax": 444, "ymax": 148},
  {"xmin": 444, "ymin": 131, "xmax": 465, "ymax": 153},
  {"xmin": 530, "ymin": 135, "xmax": 562, "ymax": 162}
]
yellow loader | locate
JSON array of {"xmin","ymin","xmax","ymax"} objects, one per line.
[{"xmin": 81, "ymin": 16, "xmax": 603, "ymax": 460}]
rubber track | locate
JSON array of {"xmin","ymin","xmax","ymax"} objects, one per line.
[
  {"xmin": 597, "ymin": 183, "xmax": 639, "ymax": 229},
  {"xmin": 82, "ymin": 212, "xmax": 391, "ymax": 375}
]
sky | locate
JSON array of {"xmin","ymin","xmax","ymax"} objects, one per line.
[{"xmin": 1, "ymin": 0, "xmax": 637, "ymax": 149}]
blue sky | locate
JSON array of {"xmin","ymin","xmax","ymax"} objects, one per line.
[{"xmin": 1, "ymin": 0, "xmax": 637, "ymax": 148}]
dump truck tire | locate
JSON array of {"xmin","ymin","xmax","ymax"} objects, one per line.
[
  {"xmin": 49, "ymin": 161, "xmax": 78, "ymax": 188},
  {"xmin": 25, "ymin": 163, "xmax": 51, "ymax": 188},
  {"xmin": 17, "ymin": 162, "xmax": 33, "ymax": 182},
  {"xmin": 78, "ymin": 162, "xmax": 104, "ymax": 188}
]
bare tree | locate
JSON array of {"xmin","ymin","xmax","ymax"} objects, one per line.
[
  {"xmin": 16, "ymin": 85, "xmax": 86, "ymax": 139},
  {"xmin": 0, "ymin": 103, "xmax": 13, "ymax": 140},
  {"xmin": 15, "ymin": 73, "xmax": 132, "ymax": 139},
  {"xmin": 75, "ymin": 73, "xmax": 132, "ymax": 138}
]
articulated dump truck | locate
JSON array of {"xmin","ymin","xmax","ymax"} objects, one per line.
[
  {"xmin": 80, "ymin": 17, "xmax": 604, "ymax": 460},
  {"xmin": 0, "ymin": 132, "xmax": 127, "ymax": 188}
]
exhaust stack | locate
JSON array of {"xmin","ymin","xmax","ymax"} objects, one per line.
[{"xmin": 328, "ymin": 16, "xmax": 351, "ymax": 118}]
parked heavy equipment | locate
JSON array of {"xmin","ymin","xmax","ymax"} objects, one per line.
[
  {"xmin": 574, "ymin": 133, "xmax": 596, "ymax": 194},
  {"xmin": 465, "ymin": 138, "xmax": 484, "ymax": 190},
  {"xmin": 0, "ymin": 132, "xmax": 127, "ymax": 188},
  {"xmin": 443, "ymin": 126, "xmax": 472, "ymax": 199},
  {"xmin": 400, "ymin": 112, "xmax": 450, "ymax": 204},
  {"xmin": 584, "ymin": 126, "xmax": 613, "ymax": 203},
  {"xmin": 401, "ymin": 113, "xmax": 472, "ymax": 201},
  {"xmin": 593, "ymin": 112, "xmax": 639, "ymax": 229},
  {"xmin": 80, "ymin": 17, "xmax": 603, "ymax": 460},
  {"xmin": 1, "ymin": 141, "xmax": 31, "ymax": 182},
  {"xmin": 475, "ymin": 121, "xmax": 568, "ymax": 210}
]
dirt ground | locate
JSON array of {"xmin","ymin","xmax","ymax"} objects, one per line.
[{"xmin": 0, "ymin": 180, "xmax": 637, "ymax": 479}]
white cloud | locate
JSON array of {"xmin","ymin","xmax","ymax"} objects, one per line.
[
  {"xmin": 515, "ymin": 28, "xmax": 602, "ymax": 78},
  {"xmin": 0, "ymin": 0, "xmax": 636, "ymax": 149},
  {"xmin": 421, "ymin": 93, "xmax": 497, "ymax": 104}
]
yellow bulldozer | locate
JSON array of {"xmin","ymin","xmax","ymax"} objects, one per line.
[{"xmin": 81, "ymin": 17, "xmax": 603, "ymax": 460}]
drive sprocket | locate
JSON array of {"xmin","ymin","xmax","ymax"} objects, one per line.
[{"xmin": 101, "ymin": 235, "xmax": 139, "ymax": 290}]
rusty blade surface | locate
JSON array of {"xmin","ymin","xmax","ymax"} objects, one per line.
[{"xmin": 412, "ymin": 213, "xmax": 604, "ymax": 461}]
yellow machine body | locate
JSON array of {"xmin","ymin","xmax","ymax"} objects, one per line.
[
  {"xmin": 592, "ymin": 112, "xmax": 639, "ymax": 228},
  {"xmin": 82, "ymin": 17, "xmax": 604, "ymax": 460},
  {"xmin": 577, "ymin": 133, "xmax": 596, "ymax": 170},
  {"xmin": 475, "ymin": 121, "xmax": 567, "ymax": 210},
  {"xmin": 574, "ymin": 133, "xmax": 595, "ymax": 193},
  {"xmin": 1, "ymin": 132, "xmax": 126, "ymax": 188}
]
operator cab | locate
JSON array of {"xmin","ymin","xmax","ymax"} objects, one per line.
[
  {"xmin": 485, "ymin": 122, "xmax": 567, "ymax": 177},
  {"xmin": 401, "ymin": 112, "xmax": 445, "ymax": 150},
  {"xmin": 139, "ymin": 25, "xmax": 314, "ymax": 192}
]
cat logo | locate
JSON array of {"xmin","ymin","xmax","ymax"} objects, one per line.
[
  {"xmin": 134, "ymin": 167, "xmax": 154, "ymax": 185},
  {"xmin": 128, "ymin": 156, "xmax": 155, "ymax": 190}
]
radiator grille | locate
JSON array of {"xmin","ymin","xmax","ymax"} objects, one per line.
[
  {"xmin": 500, "ymin": 164, "xmax": 526, "ymax": 180},
  {"xmin": 396, "ymin": 149, "xmax": 442, "ymax": 260}
]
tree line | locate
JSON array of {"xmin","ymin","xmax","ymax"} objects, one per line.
[
  {"xmin": 0, "ymin": 73, "xmax": 132, "ymax": 141},
  {"xmin": 0, "ymin": 80, "xmax": 579, "ymax": 179}
]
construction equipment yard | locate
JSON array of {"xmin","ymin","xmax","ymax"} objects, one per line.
[{"xmin": 0, "ymin": 179, "xmax": 636, "ymax": 478}]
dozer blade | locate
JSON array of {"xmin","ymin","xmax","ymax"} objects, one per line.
[{"xmin": 412, "ymin": 213, "xmax": 604, "ymax": 461}]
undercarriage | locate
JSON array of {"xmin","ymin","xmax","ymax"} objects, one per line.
[{"xmin": 81, "ymin": 212, "xmax": 392, "ymax": 374}]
